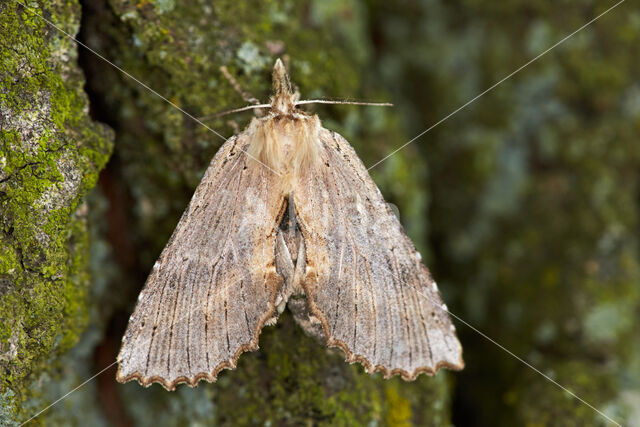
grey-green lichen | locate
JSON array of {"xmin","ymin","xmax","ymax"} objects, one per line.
[{"xmin": 0, "ymin": 0, "xmax": 113, "ymax": 422}]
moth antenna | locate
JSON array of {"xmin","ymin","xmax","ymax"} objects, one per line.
[
  {"xmin": 295, "ymin": 99, "xmax": 393, "ymax": 107},
  {"xmin": 197, "ymin": 98, "xmax": 391, "ymax": 123},
  {"xmin": 197, "ymin": 103, "xmax": 271, "ymax": 121}
]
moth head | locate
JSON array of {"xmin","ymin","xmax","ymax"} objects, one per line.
[{"xmin": 270, "ymin": 58, "xmax": 299, "ymax": 115}]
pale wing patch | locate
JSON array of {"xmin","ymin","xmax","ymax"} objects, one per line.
[
  {"xmin": 116, "ymin": 135, "xmax": 286, "ymax": 390},
  {"xmin": 293, "ymin": 128, "xmax": 463, "ymax": 379}
]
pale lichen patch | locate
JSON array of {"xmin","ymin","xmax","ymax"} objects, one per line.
[{"xmin": 0, "ymin": 92, "xmax": 52, "ymax": 156}]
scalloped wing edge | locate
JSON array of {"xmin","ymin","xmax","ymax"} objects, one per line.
[
  {"xmin": 115, "ymin": 300, "xmax": 279, "ymax": 391},
  {"xmin": 306, "ymin": 295, "xmax": 465, "ymax": 380}
]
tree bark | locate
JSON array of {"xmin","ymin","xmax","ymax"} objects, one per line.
[
  {"xmin": 0, "ymin": 0, "xmax": 112, "ymax": 421},
  {"xmin": 3, "ymin": 0, "xmax": 451, "ymax": 425}
]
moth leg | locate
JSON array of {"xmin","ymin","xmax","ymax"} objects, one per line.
[
  {"xmin": 291, "ymin": 233, "xmax": 306, "ymax": 293},
  {"xmin": 274, "ymin": 195, "xmax": 322, "ymax": 339},
  {"xmin": 226, "ymin": 119, "xmax": 240, "ymax": 134},
  {"xmin": 219, "ymin": 65, "xmax": 261, "ymax": 106},
  {"xmin": 287, "ymin": 236, "xmax": 325, "ymax": 341},
  {"xmin": 275, "ymin": 230, "xmax": 294, "ymax": 313}
]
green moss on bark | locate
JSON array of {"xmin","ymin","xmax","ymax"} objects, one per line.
[
  {"xmin": 0, "ymin": 0, "xmax": 113, "ymax": 421},
  {"xmin": 211, "ymin": 312, "xmax": 451, "ymax": 426}
]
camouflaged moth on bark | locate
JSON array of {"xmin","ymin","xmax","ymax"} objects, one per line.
[{"xmin": 116, "ymin": 59, "xmax": 464, "ymax": 390}]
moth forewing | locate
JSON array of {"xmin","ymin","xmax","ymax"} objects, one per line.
[
  {"xmin": 291, "ymin": 128, "xmax": 464, "ymax": 378},
  {"xmin": 116, "ymin": 133, "xmax": 286, "ymax": 390}
]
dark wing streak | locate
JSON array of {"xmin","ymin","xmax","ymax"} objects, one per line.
[
  {"xmin": 323, "ymin": 165, "xmax": 348, "ymax": 334},
  {"xmin": 391, "ymin": 248, "xmax": 414, "ymax": 369},
  {"xmin": 143, "ymin": 274, "xmax": 172, "ymax": 377},
  {"xmin": 351, "ymin": 241, "xmax": 358, "ymax": 353},
  {"xmin": 176, "ymin": 261, "xmax": 198, "ymax": 380},
  {"xmin": 224, "ymin": 299, "xmax": 230, "ymax": 354},
  {"xmin": 332, "ymin": 237, "xmax": 346, "ymax": 332},
  {"xmin": 166, "ymin": 261, "xmax": 189, "ymax": 378},
  {"xmin": 240, "ymin": 280, "xmax": 253, "ymax": 337},
  {"xmin": 185, "ymin": 263, "xmax": 197, "ymax": 374},
  {"xmin": 363, "ymin": 260, "xmax": 378, "ymax": 362},
  {"xmin": 204, "ymin": 256, "xmax": 225, "ymax": 372},
  {"xmin": 257, "ymin": 166, "xmax": 271, "ymax": 295},
  {"xmin": 385, "ymin": 254, "xmax": 402, "ymax": 372},
  {"xmin": 385, "ymin": 272, "xmax": 396, "ymax": 371},
  {"xmin": 337, "ymin": 232, "xmax": 346, "ymax": 281},
  {"xmin": 149, "ymin": 269, "xmax": 179, "ymax": 381},
  {"xmin": 409, "ymin": 266, "xmax": 433, "ymax": 365},
  {"xmin": 165, "ymin": 265, "xmax": 180, "ymax": 376}
]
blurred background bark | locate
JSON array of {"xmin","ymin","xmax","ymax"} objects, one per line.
[{"xmin": 1, "ymin": 0, "xmax": 639, "ymax": 425}]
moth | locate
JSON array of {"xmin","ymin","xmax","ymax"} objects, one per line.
[{"xmin": 116, "ymin": 59, "xmax": 464, "ymax": 390}]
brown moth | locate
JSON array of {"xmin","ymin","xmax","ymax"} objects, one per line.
[{"xmin": 116, "ymin": 59, "xmax": 464, "ymax": 390}]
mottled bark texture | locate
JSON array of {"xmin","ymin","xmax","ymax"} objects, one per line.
[
  {"xmin": 0, "ymin": 0, "xmax": 113, "ymax": 422},
  {"xmin": 367, "ymin": 0, "xmax": 640, "ymax": 425}
]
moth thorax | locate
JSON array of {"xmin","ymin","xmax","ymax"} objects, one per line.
[{"xmin": 248, "ymin": 114, "xmax": 320, "ymax": 181}]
